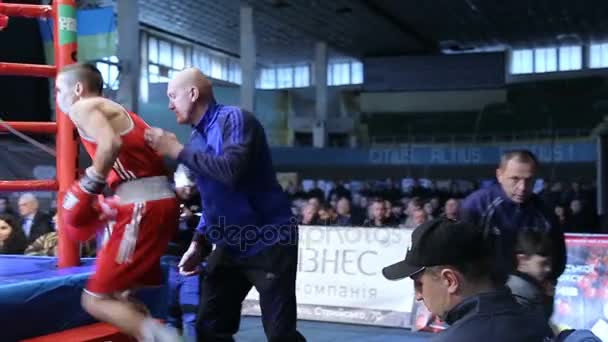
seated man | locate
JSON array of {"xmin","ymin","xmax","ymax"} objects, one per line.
[{"xmin": 382, "ymin": 218, "xmax": 554, "ymax": 342}]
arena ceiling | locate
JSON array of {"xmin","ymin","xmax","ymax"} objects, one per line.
[{"xmin": 126, "ymin": 0, "xmax": 608, "ymax": 65}]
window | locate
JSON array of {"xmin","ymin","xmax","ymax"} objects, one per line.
[
  {"xmin": 259, "ymin": 68, "xmax": 276, "ymax": 89},
  {"xmin": 227, "ymin": 61, "xmax": 241, "ymax": 84},
  {"xmin": 294, "ymin": 65, "xmax": 310, "ymax": 87},
  {"xmin": 172, "ymin": 45, "xmax": 185, "ymax": 70},
  {"xmin": 277, "ymin": 67, "xmax": 293, "ymax": 88},
  {"xmin": 148, "ymin": 64, "xmax": 159, "ymax": 83},
  {"xmin": 590, "ymin": 43, "xmax": 608, "ymax": 69},
  {"xmin": 148, "ymin": 37, "xmax": 158, "ymax": 64},
  {"xmin": 559, "ymin": 45, "xmax": 582, "ymax": 71},
  {"xmin": 210, "ymin": 56, "xmax": 224, "ymax": 80},
  {"xmin": 256, "ymin": 64, "xmax": 311, "ymax": 89},
  {"xmin": 96, "ymin": 56, "xmax": 119, "ymax": 90},
  {"xmin": 147, "ymin": 35, "xmax": 188, "ymax": 84},
  {"xmin": 193, "ymin": 50, "xmax": 212, "ymax": 76},
  {"xmin": 158, "ymin": 40, "xmax": 172, "ymax": 67},
  {"xmin": 190, "ymin": 45, "xmax": 241, "ymax": 84},
  {"xmin": 511, "ymin": 49, "xmax": 533, "ymax": 74},
  {"xmin": 327, "ymin": 59, "xmax": 363, "ymax": 85},
  {"xmin": 534, "ymin": 47, "xmax": 557, "ymax": 73},
  {"xmin": 351, "ymin": 61, "xmax": 363, "ymax": 84}
]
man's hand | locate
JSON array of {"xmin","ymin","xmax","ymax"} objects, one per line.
[
  {"xmin": 144, "ymin": 127, "xmax": 184, "ymax": 159},
  {"xmin": 178, "ymin": 242, "xmax": 203, "ymax": 276}
]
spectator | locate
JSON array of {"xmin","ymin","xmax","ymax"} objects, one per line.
[
  {"xmin": 17, "ymin": 193, "xmax": 52, "ymax": 244},
  {"xmin": 423, "ymin": 202, "xmax": 435, "ymax": 220},
  {"xmin": 0, "ymin": 213, "xmax": 27, "ymax": 254},
  {"xmin": 506, "ymin": 229, "xmax": 555, "ymax": 321},
  {"xmin": 460, "ymin": 150, "xmax": 566, "ymax": 285},
  {"xmin": 307, "ymin": 184, "xmax": 325, "ymax": 203},
  {"xmin": 307, "ymin": 197, "xmax": 321, "ymax": 212},
  {"xmin": 443, "ymin": 198, "xmax": 460, "ymax": 220},
  {"xmin": 569, "ymin": 199, "xmax": 595, "ymax": 232},
  {"xmin": 300, "ymin": 204, "xmax": 319, "ymax": 225},
  {"xmin": 412, "ymin": 209, "xmax": 428, "ymax": 227},
  {"xmin": 0, "ymin": 196, "xmax": 15, "ymax": 216},
  {"xmin": 402, "ymin": 197, "xmax": 424, "ymax": 228},
  {"xmin": 390, "ymin": 202, "xmax": 405, "ymax": 224},
  {"xmin": 328, "ymin": 180, "xmax": 351, "ymax": 202},
  {"xmin": 429, "ymin": 197, "xmax": 441, "ymax": 217},
  {"xmin": 363, "ymin": 199, "xmax": 387, "ymax": 227},
  {"xmin": 382, "ymin": 218, "xmax": 554, "ymax": 342},
  {"xmin": 317, "ymin": 204, "xmax": 336, "ymax": 226},
  {"xmin": 334, "ymin": 197, "xmax": 353, "ymax": 226},
  {"xmin": 554, "ymin": 204, "xmax": 571, "ymax": 233},
  {"xmin": 384, "ymin": 200, "xmax": 400, "ymax": 226},
  {"xmin": 25, "ymin": 214, "xmax": 96, "ymax": 257}
]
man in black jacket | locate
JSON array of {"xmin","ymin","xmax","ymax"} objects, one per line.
[
  {"xmin": 382, "ymin": 218, "xmax": 554, "ymax": 342},
  {"xmin": 17, "ymin": 193, "xmax": 52, "ymax": 244}
]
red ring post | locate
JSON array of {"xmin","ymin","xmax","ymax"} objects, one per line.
[{"xmin": 54, "ymin": 0, "xmax": 80, "ymax": 268}]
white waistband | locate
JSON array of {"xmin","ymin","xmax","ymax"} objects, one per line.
[{"xmin": 114, "ymin": 176, "xmax": 175, "ymax": 204}]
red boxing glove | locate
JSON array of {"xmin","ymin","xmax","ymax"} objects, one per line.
[
  {"xmin": 63, "ymin": 195, "xmax": 120, "ymax": 242},
  {"xmin": 62, "ymin": 167, "xmax": 111, "ymax": 241},
  {"xmin": 62, "ymin": 181, "xmax": 99, "ymax": 227},
  {"xmin": 63, "ymin": 218, "xmax": 103, "ymax": 242}
]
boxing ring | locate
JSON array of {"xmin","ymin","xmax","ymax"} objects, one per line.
[{"xmin": 0, "ymin": 2, "xmax": 167, "ymax": 341}]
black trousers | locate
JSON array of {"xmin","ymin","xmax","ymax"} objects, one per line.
[{"xmin": 196, "ymin": 243, "xmax": 305, "ymax": 342}]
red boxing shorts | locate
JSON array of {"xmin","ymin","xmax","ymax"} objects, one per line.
[{"xmin": 85, "ymin": 176, "xmax": 179, "ymax": 295}]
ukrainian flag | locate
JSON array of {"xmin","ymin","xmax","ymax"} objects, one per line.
[{"xmin": 38, "ymin": 6, "xmax": 117, "ymax": 64}]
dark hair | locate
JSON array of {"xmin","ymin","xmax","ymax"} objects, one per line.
[
  {"xmin": 514, "ymin": 228, "xmax": 554, "ymax": 257},
  {"xmin": 59, "ymin": 63, "xmax": 104, "ymax": 95},
  {"xmin": 409, "ymin": 197, "xmax": 423, "ymax": 209},
  {"xmin": 371, "ymin": 198, "xmax": 385, "ymax": 206},
  {"xmin": 429, "ymin": 258, "xmax": 497, "ymax": 284},
  {"xmin": 500, "ymin": 149, "xmax": 539, "ymax": 169},
  {"xmin": 0, "ymin": 196, "xmax": 13, "ymax": 215},
  {"xmin": 0, "ymin": 214, "xmax": 27, "ymax": 254}
]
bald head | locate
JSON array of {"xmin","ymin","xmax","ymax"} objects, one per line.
[
  {"xmin": 171, "ymin": 68, "xmax": 213, "ymax": 101},
  {"xmin": 167, "ymin": 68, "xmax": 215, "ymax": 125}
]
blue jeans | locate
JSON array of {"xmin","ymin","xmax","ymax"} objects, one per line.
[{"xmin": 163, "ymin": 256, "xmax": 200, "ymax": 341}]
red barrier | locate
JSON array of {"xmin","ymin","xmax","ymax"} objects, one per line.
[
  {"xmin": 0, "ymin": 62, "xmax": 56, "ymax": 77},
  {"xmin": 0, "ymin": 180, "xmax": 58, "ymax": 191},
  {"xmin": 0, "ymin": 3, "xmax": 52, "ymax": 18},
  {"xmin": 0, "ymin": 121, "xmax": 57, "ymax": 134}
]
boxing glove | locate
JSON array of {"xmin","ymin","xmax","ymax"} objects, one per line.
[
  {"xmin": 62, "ymin": 167, "xmax": 107, "ymax": 227},
  {"xmin": 63, "ymin": 195, "xmax": 120, "ymax": 242}
]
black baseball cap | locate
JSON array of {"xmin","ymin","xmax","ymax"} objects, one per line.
[{"xmin": 382, "ymin": 218, "xmax": 489, "ymax": 280}]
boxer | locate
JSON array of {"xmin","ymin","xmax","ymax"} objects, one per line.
[{"xmin": 56, "ymin": 63, "xmax": 180, "ymax": 342}]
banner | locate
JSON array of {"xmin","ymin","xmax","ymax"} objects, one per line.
[
  {"xmin": 242, "ymin": 226, "xmax": 416, "ymax": 328},
  {"xmin": 552, "ymin": 233, "xmax": 608, "ymax": 340},
  {"xmin": 270, "ymin": 140, "xmax": 596, "ymax": 168},
  {"xmin": 38, "ymin": 6, "xmax": 117, "ymax": 64}
]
